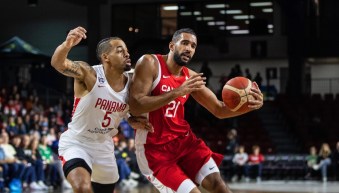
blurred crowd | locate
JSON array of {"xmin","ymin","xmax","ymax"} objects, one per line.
[
  {"xmin": 0, "ymin": 83, "xmax": 73, "ymax": 191},
  {"xmin": 0, "ymin": 83, "xmax": 145, "ymax": 192},
  {"xmin": 1, "ymin": 80, "xmax": 339, "ymax": 192},
  {"xmin": 225, "ymin": 128, "xmax": 339, "ymax": 183}
]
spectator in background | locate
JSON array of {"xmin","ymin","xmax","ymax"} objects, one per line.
[
  {"xmin": 13, "ymin": 134, "xmax": 43, "ymax": 190},
  {"xmin": 114, "ymin": 140, "xmax": 138, "ymax": 189},
  {"xmin": 200, "ymin": 61, "xmax": 213, "ymax": 87},
  {"xmin": 234, "ymin": 64, "xmax": 243, "ymax": 77},
  {"xmin": 228, "ymin": 64, "xmax": 243, "ymax": 80},
  {"xmin": 305, "ymin": 146, "xmax": 318, "ymax": 179},
  {"xmin": 231, "ymin": 145, "xmax": 248, "ymax": 182},
  {"xmin": 225, "ymin": 129, "xmax": 238, "ymax": 155},
  {"xmin": 218, "ymin": 73, "xmax": 228, "ymax": 99},
  {"xmin": 21, "ymin": 135, "xmax": 48, "ymax": 189},
  {"xmin": 333, "ymin": 141, "xmax": 339, "ymax": 181},
  {"xmin": 313, "ymin": 143, "xmax": 332, "ymax": 182},
  {"xmin": 16, "ymin": 116, "xmax": 27, "ymax": 135},
  {"xmin": 254, "ymin": 72, "xmax": 263, "ymax": 89},
  {"xmin": 0, "ymin": 133, "xmax": 25, "ymax": 187},
  {"xmin": 0, "ymin": 141, "xmax": 6, "ymax": 191},
  {"xmin": 5, "ymin": 116, "xmax": 18, "ymax": 138},
  {"xmin": 125, "ymin": 138, "xmax": 139, "ymax": 175},
  {"xmin": 38, "ymin": 135, "xmax": 71, "ymax": 189},
  {"xmin": 46, "ymin": 127, "xmax": 57, "ymax": 146},
  {"xmin": 245, "ymin": 145, "xmax": 265, "ymax": 183},
  {"xmin": 119, "ymin": 119, "xmax": 135, "ymax": 139},
  {"xmin": 245, "ymin": 68, "xmax": 252, "ymax": 80}
]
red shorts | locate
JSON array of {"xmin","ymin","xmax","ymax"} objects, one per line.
[{"xmin": 136, "ymin": 130, "xmax": 223, "ymax": 192}]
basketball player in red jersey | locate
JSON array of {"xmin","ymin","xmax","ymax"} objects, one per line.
[
  {"xmin": 129, "ymin": 28, "xmax": 263, "ymax": 193},
  {"xmin": 51, "ymin": 26, "xmax": 152, "ymax": 193}
]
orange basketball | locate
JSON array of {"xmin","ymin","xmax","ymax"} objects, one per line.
[{"xmin": 222, "ymin": 76, "xmax": 257, "ymax": 113}]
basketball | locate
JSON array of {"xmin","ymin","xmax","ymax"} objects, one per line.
[{"xmin": 222, "ymin": 76, "xmax": 257, "ymax": 113}]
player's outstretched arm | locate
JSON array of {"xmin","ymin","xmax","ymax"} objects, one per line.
[
  {"xmin": 190, "ymin": 70, "xmax": 263, "ymax": 119},
  {"xmin": 51, "ymin": 26, "xmax": 90, "ymax": 81},
  {"xmin": 129, "ymin": 55, "xmax": 206, "ymax": 116}
]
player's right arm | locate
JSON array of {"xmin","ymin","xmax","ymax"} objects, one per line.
[
  {"xmin": 129, "ymin": 54, "xmax": 205, "ymax": 116},
  {"xmin": 129, "ymin": 54, "xmax": 175, "ymax": 116},
  {"xmin": 51, "ymin": 26, "xmax": 90, "ymax": 81},
  {"xmin": 51, "ymin": 27, "xmax": 97, "ymax": 97}
]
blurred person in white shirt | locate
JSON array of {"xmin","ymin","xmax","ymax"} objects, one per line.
[{"xmin": 231, "ymin": 145, "xmax": 248, "ymax": 182}]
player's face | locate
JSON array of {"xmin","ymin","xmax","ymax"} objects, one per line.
[
  {"xmin": 107, "ymin": 40, "xmax": 131, "ymax": 71},
  {"xmin": 172, "ymin": 33, "xmax": 197, "ymax": 66}
]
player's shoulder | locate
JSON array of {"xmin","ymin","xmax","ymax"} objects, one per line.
[
  {"xmin": 187, "ymin": 67, "xmax": 197, "ymax": 76},
  {"xmin": 138, "ymin": 54, "xmax": 156, "ymax": 64},
  {"xmin": 136, "ymin": 54, "xmax": 158, "ymax": 69}
]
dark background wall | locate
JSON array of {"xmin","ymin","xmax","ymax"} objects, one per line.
[{"xmin": 0, "ymin": 0, "xmax": 339, "ymax": 96}]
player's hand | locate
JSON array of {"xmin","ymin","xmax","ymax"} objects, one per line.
[
  {"xmin": 127, "ymin": 116, "xmax": 154, "ymax": 133},
  {"xmin": 175, "ymin": 73, "xmax": 206, "ymax": 96},
  {"xmin": 247, "ymin": 82, "xmax": 263, "ymax": 110},
  {"xmin": 64, "ymin": 26, "xmax": 87, "ymax": 48}
]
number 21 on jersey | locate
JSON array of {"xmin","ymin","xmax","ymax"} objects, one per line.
[{"xmin": 165, "ymin": 101, "xmax": 180, "ymax": 118}]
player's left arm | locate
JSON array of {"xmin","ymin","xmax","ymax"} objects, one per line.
[{"xmin": 190, "ymin": 69, "xmax": 263, "ymax": 119}]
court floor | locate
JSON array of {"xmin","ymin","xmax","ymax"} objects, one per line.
[
  {"xmin": 114, "ymin": 180, "xmax": 339, "ymax": 193},
  {"xmin": 27, "ymin": 180, "xmax": 339, "ymax": 193}
]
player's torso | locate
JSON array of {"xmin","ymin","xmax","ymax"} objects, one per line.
[
  {"xmin": 137, "ymin": 54, "xmax": 191, "ymax": 145},
  {"xmin": 64, "ymin": 65, "xmax": 129, "ymax": 144}
]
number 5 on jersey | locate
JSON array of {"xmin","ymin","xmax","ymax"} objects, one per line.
[{"xmin": 102, "ymin": 111, "xmax": 112, "ymax": 127}]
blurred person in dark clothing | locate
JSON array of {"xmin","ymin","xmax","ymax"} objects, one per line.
[
  {"xmin": 200, "ymin": 61, "xmax": 213, "ymax": 87},
  {"xmin": 225, "ymin": 129, "xmax": 238, "ymax": 155},
  {"xmin": 244, "ymin": 68, "xmax": 252, "ymax": 80},
  {"xmin": 254, "ymin": 72, "xmax": 263, "ymax": 89}
]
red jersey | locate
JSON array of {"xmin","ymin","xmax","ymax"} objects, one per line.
[
  {"xmin": 248, "ymin": 154, "xmax": 265, "ymax": 164},
  {"xmin": 135, "ymin": 54, "xmax": 191, "ymax": 145}
]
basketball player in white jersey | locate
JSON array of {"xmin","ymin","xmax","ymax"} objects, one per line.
[{"xmin": 51, "ymin": 26, "xmax": 152, "ymax": 193}]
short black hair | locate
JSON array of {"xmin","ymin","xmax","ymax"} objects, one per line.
[
  {"xmin": 171, "ymin": 28, "xmax": 196, "ymax": 43},
  {"xmin": 96, "ymin": 37, "xmax": 121, "ymax": 62}
]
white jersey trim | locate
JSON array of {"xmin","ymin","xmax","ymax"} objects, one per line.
[
  {"xmin": 136, "ymin": 144, "xmax": 176, "ymax": 193},
  {"xmin": 151, "ymin": 54, "xmax": 161, "ymax": 91}
]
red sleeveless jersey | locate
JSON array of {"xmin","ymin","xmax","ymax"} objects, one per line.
[{"xmin": 147, "ymin": 54, "xmax": 191, "ymax": 145}]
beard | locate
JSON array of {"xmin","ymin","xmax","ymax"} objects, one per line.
[
  {"xmin": 123, "ymin": 64, "xmax": 131, "ymax": 71},
  {"xmin": 173, "ymin": 50, "xmax": 190, "ymax": 66}
]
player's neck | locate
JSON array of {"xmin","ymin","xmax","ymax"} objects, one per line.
[
  {"xmin": 104, "ymin": 66, "xmax": 126, "ymax": 89},
  {"xmin": 164, "ymin": 54, "xmax": 183, "ymax": 76}
]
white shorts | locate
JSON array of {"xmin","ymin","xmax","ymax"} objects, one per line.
[{"xmin": 58, "ymin": 133, "xmax": 119, "ymax": 184}]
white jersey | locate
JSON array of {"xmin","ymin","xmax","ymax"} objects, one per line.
[{"xmin": 59, "ymin": 64, "xmax": 129, "ymax": 152}]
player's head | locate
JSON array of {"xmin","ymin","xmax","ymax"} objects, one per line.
[
  {"xmin": 96, "ymin": 37, "xmax": 131, "ymax": 71},
  {"xmin": 169, "ymin": 28, "xmax": 197, "ymax": 66}
]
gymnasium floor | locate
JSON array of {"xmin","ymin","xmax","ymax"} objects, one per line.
[
  {"xmin": 26, "ymin": 180, "xmax": 339, "ymax": 193},
  {"xmin": 114, "ymin": 181, "xmax": 339, "ymax": 193}
]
